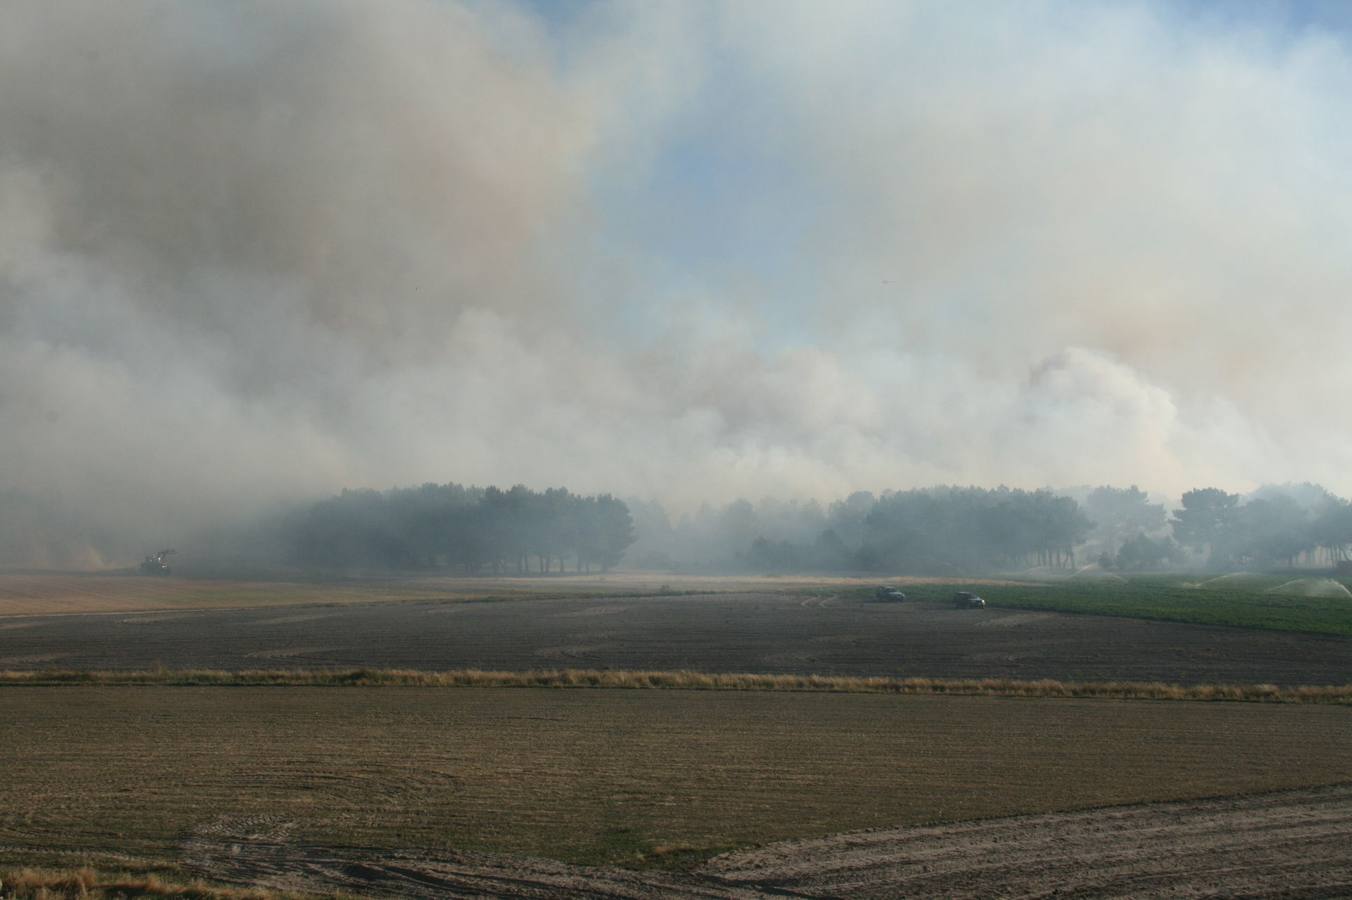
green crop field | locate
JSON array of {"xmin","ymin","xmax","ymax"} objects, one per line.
[{"xmin": 883, "ymin": 574, "xmax": 1352, "ymax": 636}]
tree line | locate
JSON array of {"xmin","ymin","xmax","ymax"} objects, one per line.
[
  {"xmin": 1168, "ymin": 485, "xmax": 1352, "ymax": 570},
  {"xmin": 628, "ymin": 486, "xmax": 1095, "ymax": 573},
  {"xmin": 628, "ymin": 482, "xmax": 1352, "ymax": 574},
  {"xmin": 279, "ymin": 480, "xmax": 1352, "ymax": 576},
  {"xmin": 286, "ymin": 483, "xmax": 634, "ymax": 574}
]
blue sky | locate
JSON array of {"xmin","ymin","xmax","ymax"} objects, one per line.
[
  {"xmin": 542, "ymin": 0, "xmax": 1352, "ymax": 352},
  {"xmin": 1174, "ymin": 0, "xmax": 1352, "ymax": 35}
]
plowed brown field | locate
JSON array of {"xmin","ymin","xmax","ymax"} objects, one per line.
[
  {"xmin": 175, "ymin": 785, "xmax": 1352, "ymax": 898},
  {"xmin": 3, "ymin": 687, "xmax": 1350, "ymax": 876},
  {"xmin": 699, "ymin": 784, "xmax": 1352, "ymax": 898}
]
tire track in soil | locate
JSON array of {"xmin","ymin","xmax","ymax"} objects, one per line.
[
  {"xmin": 700, "ymin": 782, "xmax": 1352, "ymax": 898},
  {"xmin": 181, "ymin": 784, "xmax": 1352, "ymax": 898},
  {"xmin": 181, "ymin": 823, "xmax": 751, "ymax": 898}
]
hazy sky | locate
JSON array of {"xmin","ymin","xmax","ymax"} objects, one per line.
[{"xmin": 3, "ymin": 0, "xmax": 1351, "ymax": 561}]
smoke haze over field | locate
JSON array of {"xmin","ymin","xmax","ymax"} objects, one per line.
[{"xmin": 4, "ymin": 1, "xmax": 1352, "ymax": 564}]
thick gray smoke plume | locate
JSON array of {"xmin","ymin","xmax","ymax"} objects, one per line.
[{"xmin": 3, "ymin": 1, "xmax": 1351, "ymax": 565}]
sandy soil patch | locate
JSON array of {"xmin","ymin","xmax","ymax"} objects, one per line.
[
  {"xmin": 243, "ymin": 612, "xmax": 340, "ymax": 626},
  {"xmin": 553, "ymin": 604, "xmax": 633, "ymax": 618},
  {"xmin": 245, "ymin": 647, "xmax": 344, "ymax": 660},
  {"xmin": 0, "ymin": 653, "xmax": 66, "ymax": 666}
]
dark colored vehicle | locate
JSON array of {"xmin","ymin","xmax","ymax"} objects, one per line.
[
  {"xmin": 139, "ymin": 549, "xmax": 175, "ymax": 575},
  {"xmin": 874, "ymin": 586, "xmax": 907, "ymax": 602},
  {"xmin": 952, "ymin": 591, "xmax": 985, "ymax": 609}
]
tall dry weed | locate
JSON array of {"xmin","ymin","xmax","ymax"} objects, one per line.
[
  {"xmin": 0, "ymin": 866, "xmax": 283, "ymax": 899},
  {"xmin": 0, "ymin": 668, "xmax": 1348, "ymax": 704}
]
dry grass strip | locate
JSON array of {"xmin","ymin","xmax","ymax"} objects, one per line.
[
  {"xmin": 0, "ymin": 668, "xmax": 1349, "ymax": 703},
  {"xmin": 0, "ymin": 866, "xmax": 295, "ymax": 899}
]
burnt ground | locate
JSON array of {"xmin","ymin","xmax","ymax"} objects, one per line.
[{"xmin": 1, "ymin": 591, "xmax": 1348, "ymax": 683}]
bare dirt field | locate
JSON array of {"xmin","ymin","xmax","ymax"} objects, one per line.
[
  {"xmin": 1, "ymin": 590, "xmax": 1348, "ymax": 684},
  {"xmin": 176, "ymin": 784, "xmax": 1352, "ymax": 898},
  {"xmin": 698, "ymin": 783, "xmax": 1352, "ymax": 898},
  {"xmin": 0, "ymin": 572, "xmax": 438, "ymax": 617},
  {"xmin": 2, "ymin": 687, "xmax": 1350, "ymax": 896},
  {"xmin": 0, "ymin": 571, "xmax": 973, "ymax": 617}
]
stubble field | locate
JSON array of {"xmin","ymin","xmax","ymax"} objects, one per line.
[{"xmin": 0, "ymin": 571, "xmax": 951, "ymax": 617}]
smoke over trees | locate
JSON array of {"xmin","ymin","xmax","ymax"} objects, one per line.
[
  {"xmin": 623, "ymin": 482, "xmax": 1352, "ymax": 575},
  {"xmin": 5, "ymin": 3, "xmax": 1352, "ymax": 568},
  {"xmin": 628, "ymin": 486, "xmax": 1095, "ymax": 574},
  {"xmin": 859, "ymin": 488, "xmax": 1093, "ymax": 572},
  {"xmin": 274, "ymin": 479, "xmax": 1352, "ymax": 578},
  {"xmin": 12, "ymin": 472, "xmax": 1352, "ymax": 577},
  {"xmin": 1169, "ymin": 485, "xmax": 1352, "ymax": 570},
  {"xmin": 287, "ymin": 484, "xmax": 634, "ymax": 574},
  {"xmin": 1083, "ymin": 486, "xmax": 1166, "ymax": 558}
]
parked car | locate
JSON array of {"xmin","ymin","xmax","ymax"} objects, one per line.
[
  {"xmin": 874, "ymin": 586, "xmax": 907, "ymax": 601},
  {"xmin": 952, "ymin": 591, "xmax": 985, "ymax": 609}
]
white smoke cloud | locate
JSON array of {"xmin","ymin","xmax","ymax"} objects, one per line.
[{"xmin": 3, "ymin": 0, "xmax": 1351, "ymax": 564}]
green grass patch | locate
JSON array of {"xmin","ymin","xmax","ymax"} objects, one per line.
[{"xmin": 878, "ymin": 575, "xmax": 1352, "ymax": 636}]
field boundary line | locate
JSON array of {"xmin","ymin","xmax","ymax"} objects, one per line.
[
  {"xmin": 1, "ymin": 668, "xmax": 1350, "ymax": 703},
  {"xmin": 0, "ymin": 589, "xmax": 735, "ymax": 620}
]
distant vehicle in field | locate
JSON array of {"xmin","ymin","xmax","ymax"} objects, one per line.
[
  {"xmin": 874, "ymin": 586, "xmax": 907, "ymax": 601},
  {"xmin": 140, "ymin": 549, "xmax": 175, "ymax": 575},
  {"xmin": 952, "ymin": 591, "xmax": 985, "ymax": 609}
]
